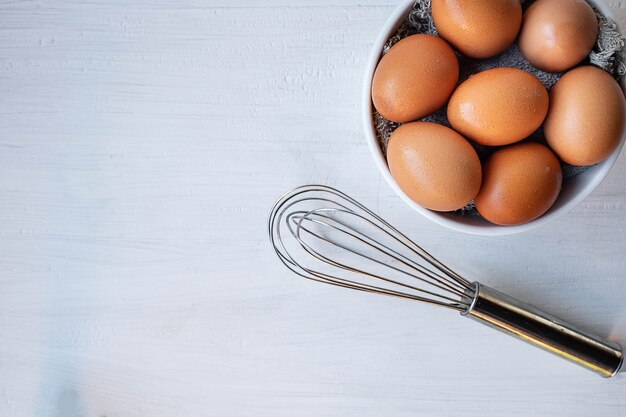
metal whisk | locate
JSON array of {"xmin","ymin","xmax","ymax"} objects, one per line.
[{"xmin": 268, "ymin": 185, "xmax": 624, "ymax": 378}]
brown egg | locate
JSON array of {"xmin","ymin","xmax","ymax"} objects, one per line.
[
  {"xmin": 387, "ymin": 122, "xmax": 481, "ymax": 212},
  {"xmin": 519, "ymin": 0, "xmax": 598, "ymax": 73},
  {"xmin": 371, "ymin": 34, "xmax": 459, "ymax": 123},
  {"xmin": 447, "ymin": 68, "xmax": 549, "ymax": 146},
  {"xmin": 544, "ymin": 66, "xmax": 626, "ymax": 166},
  {"xmin": 475, "ymin": 142, "xmax": 562, "ymax": 226},
  {"xmin": 432, "ymin": 0, "xmax": 522, "ymax": 58}
]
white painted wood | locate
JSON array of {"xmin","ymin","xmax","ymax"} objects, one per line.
[{"xmin": 1, "ymin": 1, "xmax": 625, "ymax": 416}]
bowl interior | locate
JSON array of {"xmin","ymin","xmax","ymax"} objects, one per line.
[{"xmin": 362, "ymin": 0, "xmax": 626, "ymax": 236}]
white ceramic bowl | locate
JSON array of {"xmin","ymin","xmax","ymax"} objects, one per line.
[{"xmin": 362, "ymin": 0, "xmax": 626, "ymax": 236}]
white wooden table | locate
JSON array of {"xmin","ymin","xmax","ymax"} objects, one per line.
[{"xmin": 2, "ymin": 1, "xmax": 626, "ymax": 416}]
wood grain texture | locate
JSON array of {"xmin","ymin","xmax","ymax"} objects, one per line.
[{"xmin": 1, "ymin": 1, "xmax": 625, "ymax": 416}]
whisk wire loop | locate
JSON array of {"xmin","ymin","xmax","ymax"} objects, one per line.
[
  {"xmin": 269, "ymin": 185, "xmax": 473, "ymax": 311},
  {"xmin": 289, "ymin": 210, "xmax": 467, "ymax": 301}
]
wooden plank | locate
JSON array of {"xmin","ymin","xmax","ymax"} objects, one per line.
[{"xmin": 1, "ymin": 1, "xmax": 625, "ymax": 416}]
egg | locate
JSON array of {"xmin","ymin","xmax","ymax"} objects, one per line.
[
  {"xmin": 387, "ymin": 122, "xmax": 481, "ymax": 212},
  {"xmin": 371, "ymin": 34, "xmax": 459, "ymax": 123},
  {"xmin": 475, "ymin": 142, "xmax": 562, "ymax": 226},
  {"xmin": 447, "ymin": 68, "xmax": 549, "ymax": 146},
  {"xmin": 519, "ymin": 0, "xmax": 598, "ymax": 73},
  {"xmin": 432, "ymin": 0, "xmax": 522, "ymax": 58},
  {"xmin": 544, "ymin": 66, "xmax": 626, "ymax": 166}
]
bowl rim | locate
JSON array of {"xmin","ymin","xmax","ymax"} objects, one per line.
[{"xmin": 362, "ymin": 0, "xmax": 626, "ymax": 236}]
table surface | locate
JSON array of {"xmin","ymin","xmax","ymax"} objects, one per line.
[{"xmin": 2, "ymin": 1, "xmax": 626, "ymax": 416}]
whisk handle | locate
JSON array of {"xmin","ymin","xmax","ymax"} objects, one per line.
[{"xmin": 463, "ymin": 283, "xmax": 623, "ymax": 377}]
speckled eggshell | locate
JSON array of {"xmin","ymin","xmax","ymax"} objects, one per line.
[
  {"xmin": 447, "ymin": 68, "xmax": 549, "ymax": 146},
  {"xmin": 475, "ymin": 142, "xmax": 563, "ymax": 226},
  {"xmin": 519, "ymin": 0, "xmax": 598, "ymax": 73},
  {"xmin": 371, "ymin": 34, "xmax": 459, "ymax": 123},
  {"xmin": 387, "ymin": 122, "xmax": 482, "ymax": 212},
  {"xmin": 544, "ymin": 66, "xmax": 626, "ymax": 166},
  {"xmin": 432, "ymin": 0, "xmax": 522, "ymax": 58}
]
